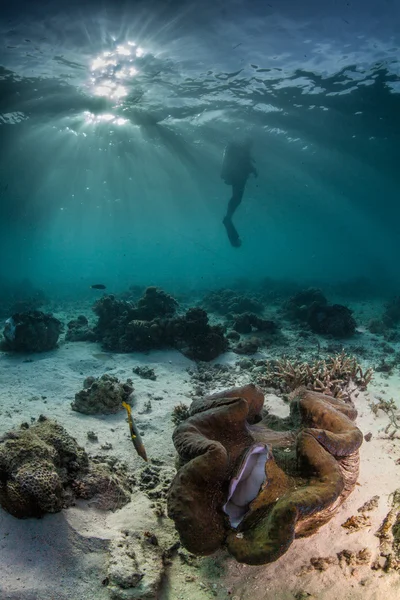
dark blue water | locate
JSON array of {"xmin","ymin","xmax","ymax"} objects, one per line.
[{"xmin": 0, "ymin": 0, "xmax": 399, "ymax": 296}]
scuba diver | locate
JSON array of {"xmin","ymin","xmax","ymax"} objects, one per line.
[{"xmin": 220, "ymin": 139, "xmax": 258, "ymax": 247}]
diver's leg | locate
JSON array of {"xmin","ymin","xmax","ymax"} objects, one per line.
[
  {"xmin": 225, "ymin": 184, "xmax": 245, "ymax": 219},
  {"xmin": 223, "ymin": 184, "xmax": 245, "ymax": 248}
]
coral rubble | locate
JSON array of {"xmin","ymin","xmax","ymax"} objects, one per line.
[
  {"xmin": 107, "ymin": 529, "xmax": 165, "ymax": 600},
  {"xmin": 374, "ymin": 489, "xmax": 400, "ymax": 571},
  {"xmin": 171, "ymin": 403, "xmax": 190, "ymax": 426}
]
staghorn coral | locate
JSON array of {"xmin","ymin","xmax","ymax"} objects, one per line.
[
  {"xmin": 167, "ymin": 383, "xmax": 363, "ymax": 565},
  {"xmin": 71, "ymin": 374, "xmax": 134, "ymax": 415},
  {"xmin": 256, "ymin": 351, "xmax": 373, "ymax": 399},
  {"xmin": 370, "ymin": 398, "xmax": 400, "ymax": 438}
]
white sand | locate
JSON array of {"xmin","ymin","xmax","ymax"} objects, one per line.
[{"xmin": 0, "ymin": 339, "xmax": 399, "ymax": 600}]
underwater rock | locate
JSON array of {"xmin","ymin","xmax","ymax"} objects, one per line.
[
  {"xmin": 132, "ymin": 366, "xmax": 157, "ymax": 380},
  {"xmin": 130, "ymin": 286, "xmax": 178, "ymax": 320},
  {"xmin": 93, "ymin": 292, "xmax": 173, "ymax": 352},
  {"xmin": 93, "ymin": 293, "xmax": 228, "ymax": 360},
  {"xmin": 307, "ymin": 303, "xmax": 356, "ymax": 338},
  {"xmin": 167, "ymin": 384, "xmax": 363, "ymax": 565},
  {"xmin": 125, "ymin": 319, "xmax": 165, "ymax": 352},
  {"xmin": 368, "ymin": 318, "xmax": 387, "ymax": 335},
  {"xmin": 94, "ymin": 288, "xmax": 177, "ymax": 347},
  {"xmin": 2, "ymin": 310, "xmax": 63, "ymax": 352},
  {"xmin": 382, "ymin": 296, "xmax": 400, "ymax": 327},
  {"xmin": 233, "ymin": 337, "xmax": 260, "ymax": 354},
  {"xmin": 93, "ymin": 295, "xmax": 140, "ymax": 351},
  {"xmin": 65, "ymin": 315, "xmax": 96, "ymax": 342},
  {"xmin": 72, "ymin": 374, "xmax": 134, "ymax": 415},
  {"xmin": 282, "ymin": 288, "xmax": 328, "ymax": 321},
  {"xmin": 233, "ymin": 312, "xmax": 277, "ymax": 334},
  {"xmin": 172, "ymin": 307, "xmax": 228, "ymax": 361},
  {"xmin": 0, "ymin": 416, "xmax": 133, "ymax": 518},
  {"xmin": 226, "ymin": 330, "xmax": 240, "ymax": 341},
  {"xmin": 107, "ymin": 529, "xmax": 165, "ymax": 600},
  {"xmin": 202, "ymin": 288, "xmax": 263, "ymax": 315}
]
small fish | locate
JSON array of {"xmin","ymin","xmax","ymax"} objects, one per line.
[
  {"xmin": 90, "ymin": 284, "xmax": 106, "ymax": 290},
  {"xmin": 122, "ymin": 401, "xmax": 148, "ymax": 462}
]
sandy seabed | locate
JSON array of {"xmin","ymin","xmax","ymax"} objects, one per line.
[{"xmin": 0, "ymin": 335, "xmax": 399, "ymax": 600}]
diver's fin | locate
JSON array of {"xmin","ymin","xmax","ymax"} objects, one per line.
[{"xmin": 223, "ymin": 217, "xmax": 242, "ymax": 248}]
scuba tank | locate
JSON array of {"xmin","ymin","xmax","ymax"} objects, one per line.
[
  {"xmin": 221, "ymin": 142, "xmax": 253, "ymax": 184},
  {"xmin": 221, "ymin": 143, "xmax": 239, "ymax": 184}
]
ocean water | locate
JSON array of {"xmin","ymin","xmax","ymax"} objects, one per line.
[
  {"xmin": 1, "ymin": 0, "xmax": 399, "ymax": 299},
  {"xmin": 2, "ymin": 4, "xmax": 400, "ymax": 599}
]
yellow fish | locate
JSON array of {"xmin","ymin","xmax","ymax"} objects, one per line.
[{"xmin": 122, "ymin": 402, "xmax": 148, "ymax": 462}]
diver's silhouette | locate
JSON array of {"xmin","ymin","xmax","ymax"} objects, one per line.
[{"xmin": 221, "ymin": 140, "xmax": 257, "ymax": 247}]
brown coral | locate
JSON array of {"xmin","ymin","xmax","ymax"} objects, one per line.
[
  {"xmin": 0, "ymin": 417, "xmax": 133, "ymax": 518},
  {"xmin": 71, "ymin": 374, "xmax": 133, "ymax": 415},
  {"xmin": 167, "ymin": 383, "xmax": 362, "ymax": 565}
]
